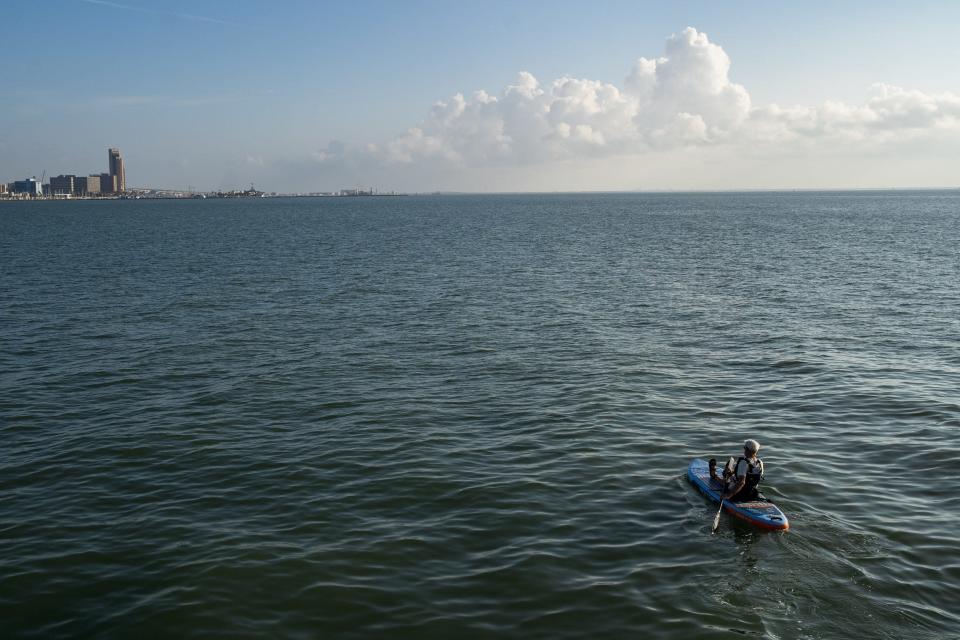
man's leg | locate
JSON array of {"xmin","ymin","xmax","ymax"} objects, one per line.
[
  {"xmin": 709, "ymin": 458, "xmax": 721, "ymax": 483},
  {"xmin": 720, "ymin": 458, "xmax": 737, "ymax": 497},
  {"xmin": 723, "ymin": 457, "xmax": 736, "ymax": 477}
]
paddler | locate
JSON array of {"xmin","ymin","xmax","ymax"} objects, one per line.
[{"xmin": 708, "ymin": 439, "xmax": 764, "ymax": 502}]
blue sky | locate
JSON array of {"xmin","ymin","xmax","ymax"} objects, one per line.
[{"xmin": 3, "ymin": 1, "xmax": 960, "ymax": 191}]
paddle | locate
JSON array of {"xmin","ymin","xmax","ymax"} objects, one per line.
[
  {"xmin": 711, "ymin": 495, "xmax": 725, "ymax": 533},
  {"xmin": 711, "ymin": 457, "xmax": 736, "ymax": 533}
]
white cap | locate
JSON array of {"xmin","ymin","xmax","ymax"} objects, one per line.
[{"xmin": 744, "ymin": 439, "xmax": 761, "ymax": 453}]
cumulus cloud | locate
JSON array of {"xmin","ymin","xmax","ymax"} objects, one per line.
[
  {"xmin": 311, "ymin": 139, "xmax": 347, "ymax": 163},
  {"xmin": 364, "ymin": 27, "xmax": 749, "ymax": 165},
  {"xmin": 750, "ymin": 84, "xmax": 960, "ymax": 146},
  {"xmin": 332, "ymin": 27, "xmax": 960, "ymax": 171},
  {"xmin": 626, "ymin": 27, "xmax": 751, "ymax": 139}
]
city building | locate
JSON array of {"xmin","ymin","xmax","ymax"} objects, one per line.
[
  {"xmin": 50, "ymin": 174, "xmax": 77, "ymax": 196},
  {"xmin": 108, "ymin": 148, "xmax": 126, "ymax": 192},
  {"xmin": 100, "ymin": 172, "xmax": 117, "ymax": 194},
  {"xmin": 85, "ymin": 174, "xmax": 101, "ymax": 195},
  {"xmin": 3, "ymin": 149, "xmax": 131, "ymax": 199},
  {"xmin": 75, "ymin": 175, "xmax": 101, "ymax": 196},
  {"xmin": 12, "ymin": 178, "xmax": 43, "ymax": 196}
]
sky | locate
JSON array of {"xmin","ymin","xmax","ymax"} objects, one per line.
[{"xmin": 2, "ymin": 0, "xmax": 959, "ymax": 192}]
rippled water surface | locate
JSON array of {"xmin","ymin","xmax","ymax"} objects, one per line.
[{"xmin": 2, "ymin": 193, "xmax": 959, "ymax": 639}]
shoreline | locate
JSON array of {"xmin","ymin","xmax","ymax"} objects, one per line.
[
  {"xmin": 2, "ymin": 188, "xmax": 958, "ymax": 203},
  {"xmin": 0, "ymin": 193, "xmax": 410, "ymax": 202}
]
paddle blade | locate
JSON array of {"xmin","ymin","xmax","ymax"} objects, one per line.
[{"xmin": 711, "ymin": 500, "xmax": 723, "ymax": 534}]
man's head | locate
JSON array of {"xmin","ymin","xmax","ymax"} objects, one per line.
[{"xmin": 744, "ymin": 439, "xmax": 761, "ymax": 456}]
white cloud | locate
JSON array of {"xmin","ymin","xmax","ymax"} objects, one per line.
[
  {"xmin": 361, "ymin": 27, "xmax": 753, "ymax": 166},
  {"xmin": 746, "ymin": 83, "xmax": 960, "ymax": 148},
  {"xmin": 325, "ymin": 27, "xmax": 960, "ymax": 178},
  {"xmin": 865, "ymin": 84, "xmax": 960, "ymax": 129},
  {"xmin": 626, "ymin": 26, "xmax": 751, "ymax": 139}
]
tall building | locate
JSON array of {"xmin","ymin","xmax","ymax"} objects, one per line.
[
  {"xmin": 108, "ymin": 147, "xmax": 126, "ymax": 192},
  {"xmin": 100, "ymin": 172, "xmax": 117, "ymax": 194},
  {"xmin": 50, "ymin": 175, "xmax": 77, "ymax": 196}
]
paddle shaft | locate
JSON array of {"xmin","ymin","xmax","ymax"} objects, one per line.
[
  {"xmin": 712, "ymin": 496, "xmax": 724, "ymax": 533},
  {"xmin": 712, "ymin": 463, "xmax": 738, "ymax": 533}
]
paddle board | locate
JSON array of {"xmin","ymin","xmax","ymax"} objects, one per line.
[{"xmin": 687, "ymin": 458, "xmax": 789, "ymax": 531}]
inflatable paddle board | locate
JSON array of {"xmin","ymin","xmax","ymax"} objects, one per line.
[{"xmin": 687, "ymin": 458, "xmax": 789, "ymax": 531}]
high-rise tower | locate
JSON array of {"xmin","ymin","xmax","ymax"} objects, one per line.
[{"xmin": 108, "ymin": 148, "xmax": 126, "ymax": 192}]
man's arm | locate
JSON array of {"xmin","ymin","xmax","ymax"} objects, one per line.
[{"xmin": 722, "ymin": 476, "xmax": 745, "ymax": 500}]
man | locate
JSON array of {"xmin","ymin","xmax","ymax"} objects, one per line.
[{"xmin": 709, "ymin": 439, "xmax": 764, "ymax": 502}]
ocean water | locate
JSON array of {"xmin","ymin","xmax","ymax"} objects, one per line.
[{"xmin": 1, "ymin": 192, "xmax": 958, "ymax": 639}]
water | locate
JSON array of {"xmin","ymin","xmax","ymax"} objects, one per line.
[{"xmin": 1, "ymin": 192, "xmax": 958, "ymax": 639}]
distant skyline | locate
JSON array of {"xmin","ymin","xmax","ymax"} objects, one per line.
[{"xmin": 2, "ymin": 0, "xmax": 960, "ymax": 192}]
